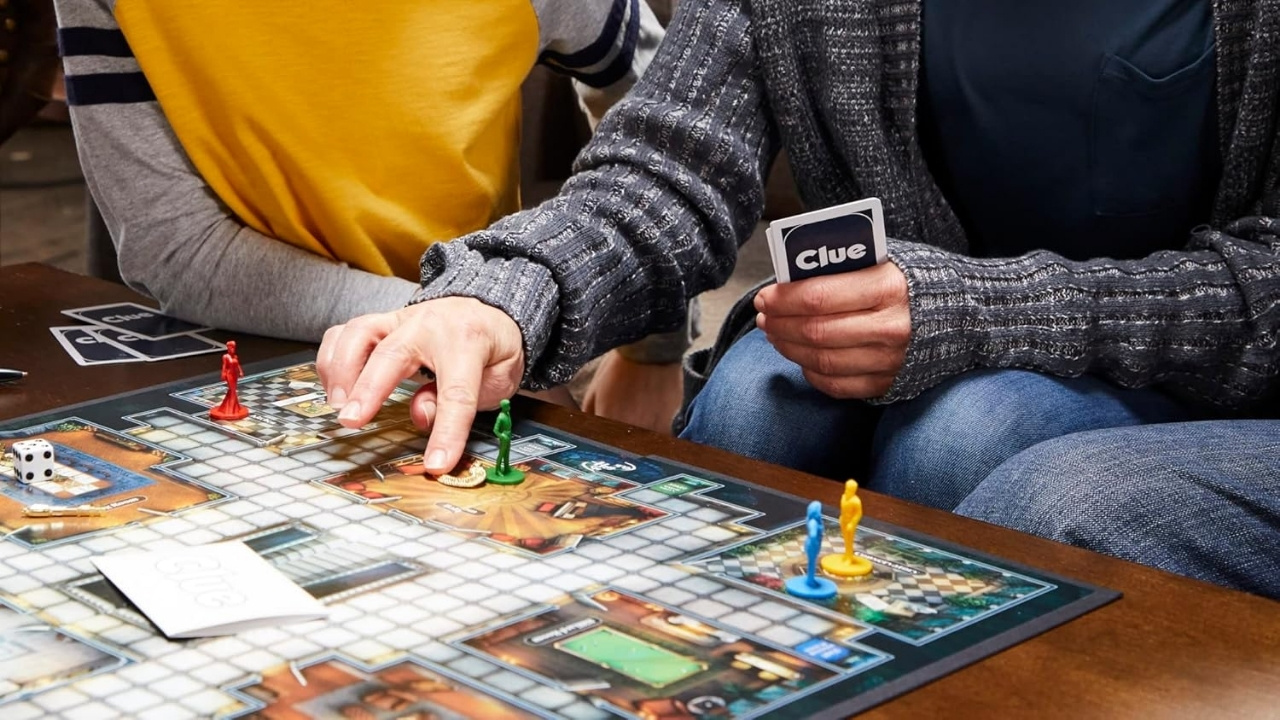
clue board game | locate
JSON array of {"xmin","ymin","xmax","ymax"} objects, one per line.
[{"xmin": 0, "ymin": 352, "xmax": 1118, "ymax": 719}]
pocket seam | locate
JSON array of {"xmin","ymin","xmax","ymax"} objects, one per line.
[
  {"xmin": 1099, "ymin": 42, "xmax": 1217, "ymax": 99},
  {"xmin": 1090, "ymin": 43, "xmax": 1217, "ymax": 217}
]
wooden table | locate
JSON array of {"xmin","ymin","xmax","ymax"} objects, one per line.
[{"xmin": 2, "ymin": 263, "xmax": 1277, "ymax": 718}]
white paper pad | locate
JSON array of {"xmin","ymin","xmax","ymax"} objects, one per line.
[{"xmin": 92, "ymin": 541, "xmax": 328, "ymax": 638}]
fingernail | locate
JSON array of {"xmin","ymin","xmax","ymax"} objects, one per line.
[
  {"xmin": 755, "ymin": 312, "xmax": 766, "ymax": 328},
  {"xmin": 329, "ymin": 387, "xmax": 347, "ymax": 408},
  {"xmin": 338, "ymin": 401, "xmax": 363, "ymax": 425},
  {"xmin": 425, "ymin": 449, "xmax": 447, "ymax": 470}
]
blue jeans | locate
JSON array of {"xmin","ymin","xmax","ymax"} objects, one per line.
[
  {"xmin": 680, "ymin": 328, "xmax": 1279, "ymax": 597},
  {"xmin": 680, "ymin": 330, "xmax": 883, "ymax": 480},
  {"xmin": 956, "ymin": 421, "xmax": 1280, "ymax": 600},
  {"xmin": 682, "ymin": 329, "xmax": 1191, "ymax": 508}
]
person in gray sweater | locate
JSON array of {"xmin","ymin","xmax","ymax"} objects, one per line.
[{"xmin": 319, "ymin": 0, "xmax": 1279, "ymax": 598}]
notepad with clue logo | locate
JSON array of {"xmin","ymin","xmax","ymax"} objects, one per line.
[{"xmin": 91, "ymin": 541, "xmax": 328, "ymax": 639}]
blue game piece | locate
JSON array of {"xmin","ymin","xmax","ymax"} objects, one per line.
[
  {"xmin": 785, "ymin": 501, "xmax": 838, "ymax": 600},
  {"xmin": 785, "ymin": 573, "xmax": 838, "ymax": 599}
]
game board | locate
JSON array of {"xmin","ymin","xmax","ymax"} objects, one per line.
[{"xmin": 0, "ymin": 353, "xmax": 1118, "ymax": 719}]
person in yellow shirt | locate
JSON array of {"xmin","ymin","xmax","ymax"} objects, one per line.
[{"xmin": 56, "ymin": 0, "xmax": 685, "ymax": 430}]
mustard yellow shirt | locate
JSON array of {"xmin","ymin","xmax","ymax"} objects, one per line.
[{"xmin": 116, "ymin": 1, "xmax": 537, "ymax": 280}]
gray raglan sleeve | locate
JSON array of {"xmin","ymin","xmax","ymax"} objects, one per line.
[
  {"xmin": 533, "ymin": 0, "xmax": 665, "ymax": 129},
  {"xmin": 412, "ymin": 0, "xmax": 777, "ymax": 388},
  {"xmin": 53, "ymin": 0, "xmax": 418, "ymax": 344}
]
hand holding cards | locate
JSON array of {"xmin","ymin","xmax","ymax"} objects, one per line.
[
  {"xmin": 767, "ymin": 198, "xmax": 887, "ymax": 282},
  {"xmin": 757, "ymin": 197, "xmax": 909, "ymax": 400},
  {"xmin": 52, "ymin": 302, "xmax": 223, "ymax": 366}
]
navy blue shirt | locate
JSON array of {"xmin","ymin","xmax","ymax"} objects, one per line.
[{"xmin": 920, "ymin": 1, "xmax": 1220, "ymax": 260}]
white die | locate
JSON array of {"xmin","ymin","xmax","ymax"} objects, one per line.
[{"xmin": 11, "ymin": 439, "xmax": 56, "ymax": 484}]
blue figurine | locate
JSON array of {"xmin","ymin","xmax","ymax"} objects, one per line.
[{"xmin": 785, "ymin": 501, "xmax": 838, "ymax": 600}]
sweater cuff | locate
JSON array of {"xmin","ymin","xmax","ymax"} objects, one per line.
[
  {"xmin": 409, "ymin": 243, "xmax": 561, "ymax": 390},
  {"xmin": 874, "ymin": 240, "xmax": 983, "ymax": 404}
]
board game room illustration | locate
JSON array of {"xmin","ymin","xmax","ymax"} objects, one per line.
[
  {"xmin": 4, "ymin": 0, "xmax": 1277, "ymax": 715},
  {"xmin": 0, "ymin": 351, "xmax": 1118, "ymax": 718}
]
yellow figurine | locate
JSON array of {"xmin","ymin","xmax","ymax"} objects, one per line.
[{"xmin": 820, "ymin": 479, "xmax": 873, "ymax": 578}]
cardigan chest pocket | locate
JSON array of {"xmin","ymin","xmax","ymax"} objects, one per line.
[{"xmin": 1091, "ymin": 43, "xmax": 1217, "ymax": 216}]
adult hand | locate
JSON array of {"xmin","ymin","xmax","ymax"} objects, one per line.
[
  {"xmin": 754, "ymin": 262, "xmax": 911, "ymax": 399},
  {"xmin": 316, "ymin": 298, "xmax": 525, "ymax": 474}
]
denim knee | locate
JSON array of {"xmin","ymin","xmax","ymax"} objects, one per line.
[
  {"xmin": 869, "ymin": 369, "xmax": 1190, "ymax": 511},
  {"xmin": 680, "ymin": 329, "xmax": 878, "ymax": 478},
  {"xmin": 957, "ymin": 421, "xmax": 1280, "ymax": 600}
]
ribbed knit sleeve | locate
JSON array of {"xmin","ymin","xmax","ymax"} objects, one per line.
[
  {"xmin": 411, "ymin": 0, "xmax": 776, "ymax": 388},
  {"xmin": 882, "ymin": 212, "xmax": 1280, "ymax": 410}
]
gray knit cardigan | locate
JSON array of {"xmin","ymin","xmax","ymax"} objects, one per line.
[{"xmin": 413, "ymin": 0, "xmax": 1280, "ymax": 413}]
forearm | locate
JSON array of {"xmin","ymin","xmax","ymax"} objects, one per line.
[
  {"xmin": 116, "ymin": 219, "xmax": 419, "ymax": 343},
  {"xmin": 884, "ymin": 217, "xmax": 1280, "ymax": 409},
  {"xmin": 64, "ymin": 50, "xmax": 417, "ymax": 343},
  {"xmin": 414, "ymin": 0, "xmax": 775, "ymax": 388}
]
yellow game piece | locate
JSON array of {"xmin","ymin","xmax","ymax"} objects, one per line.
[{"xmin": 820, "ymin": 479, "xmax": 872, "ymax": 578}]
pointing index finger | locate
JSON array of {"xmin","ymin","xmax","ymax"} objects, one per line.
[
  {"xmin": 338, "ymin": 330, "xmax": 423, "ymax": 428},
  {"xmin": 420, "ymin": 346, "xmax": 486, "ymax": 475}
]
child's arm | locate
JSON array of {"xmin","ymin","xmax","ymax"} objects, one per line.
[
  {"xmin": 55, "ymin": 0, "xmax": 418, "ymax": 343},
  {"xmin": 533, "ymin": 0, "xmax": 666, "ymax": 128}
]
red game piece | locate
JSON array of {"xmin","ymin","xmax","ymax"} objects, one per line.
[{"xmin": 210, "ymin": 340, "xmax": 250, "ymax": 421}]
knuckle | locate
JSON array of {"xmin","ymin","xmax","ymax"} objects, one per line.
[
  {"xmin": 882, "ymin": 265, "xmax": 908, "ymax": 300},
  {"xmin": 439, "ymin": 383, "xmax": 479, "ymax": 406},
  {"xmin": 368, "ymin": 341, "xmax": 415, "ymax": 366},
  {"xmin": 346, "ymin": 314, "xmax": 380, "ymax": 330},
  {"xmin": 458, "ymin": 317, "xmax": 488, "ymax": 343},
  {"xmin": 799, "ymin": 282, "xmax": 830, "ymax": 314},
  {"xmin": 882, "ymin": 313, "xmax": 912, "ymax": 344},
  {"xmin": 799, "ymin": 318, "xmax": 827, "ymax": 345},
  {"xmin": 814, "ymin": 351, "xmax": 841, "ymax": 377},
  {"xmin": 803, "ymin": 370, "xmax": 839, "ymax": 398}
]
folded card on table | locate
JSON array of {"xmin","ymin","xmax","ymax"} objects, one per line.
[{"xmin": 91, "ymin": 541, "xmax": 328, "ymax": 639}]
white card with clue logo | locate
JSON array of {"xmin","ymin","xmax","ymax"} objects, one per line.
[
  {"xmin": 767, "ymin": 198, "xmax": 887, "ymax": 283},
  {"xmin": 92, "ymin": 541, "xmax": 328, "ymax": 639}
]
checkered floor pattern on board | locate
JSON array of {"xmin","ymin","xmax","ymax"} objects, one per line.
[{"xmin": 701, "ymin": 528, "xmax": 992, "ymax": 606}]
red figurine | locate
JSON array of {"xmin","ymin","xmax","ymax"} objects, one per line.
[{"xmin": 210, "ymin": 340, "xmax": 249, "ymax": 421}]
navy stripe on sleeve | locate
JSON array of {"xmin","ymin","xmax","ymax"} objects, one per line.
[
  {"xmin": 66, "ymin": 73, "xmax": 156, "ymax": 106},
  {"xmin": 58, "ymin": 27, "xmax": 134, "ymax": 58},
  {"xmin": 544, "ymin": 0, "xmax": 640, "ymax": 89},
  {"xmin": 539, "ymin": 0, "xmax": 629, "ymax": 70}
]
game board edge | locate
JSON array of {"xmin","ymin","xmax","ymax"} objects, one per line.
[{"xmin": 800, "ymin": 587, "xmax": 1122, "ymax": 720}]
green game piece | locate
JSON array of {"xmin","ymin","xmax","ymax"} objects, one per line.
[{"xmin": 487, "ymin": 399, "xmax": 525, "ymax": 485}]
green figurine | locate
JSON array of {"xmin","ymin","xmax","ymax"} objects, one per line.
[{"xmin": 486, "ymin": 398, "xmax": 525, "ymax": 485}]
